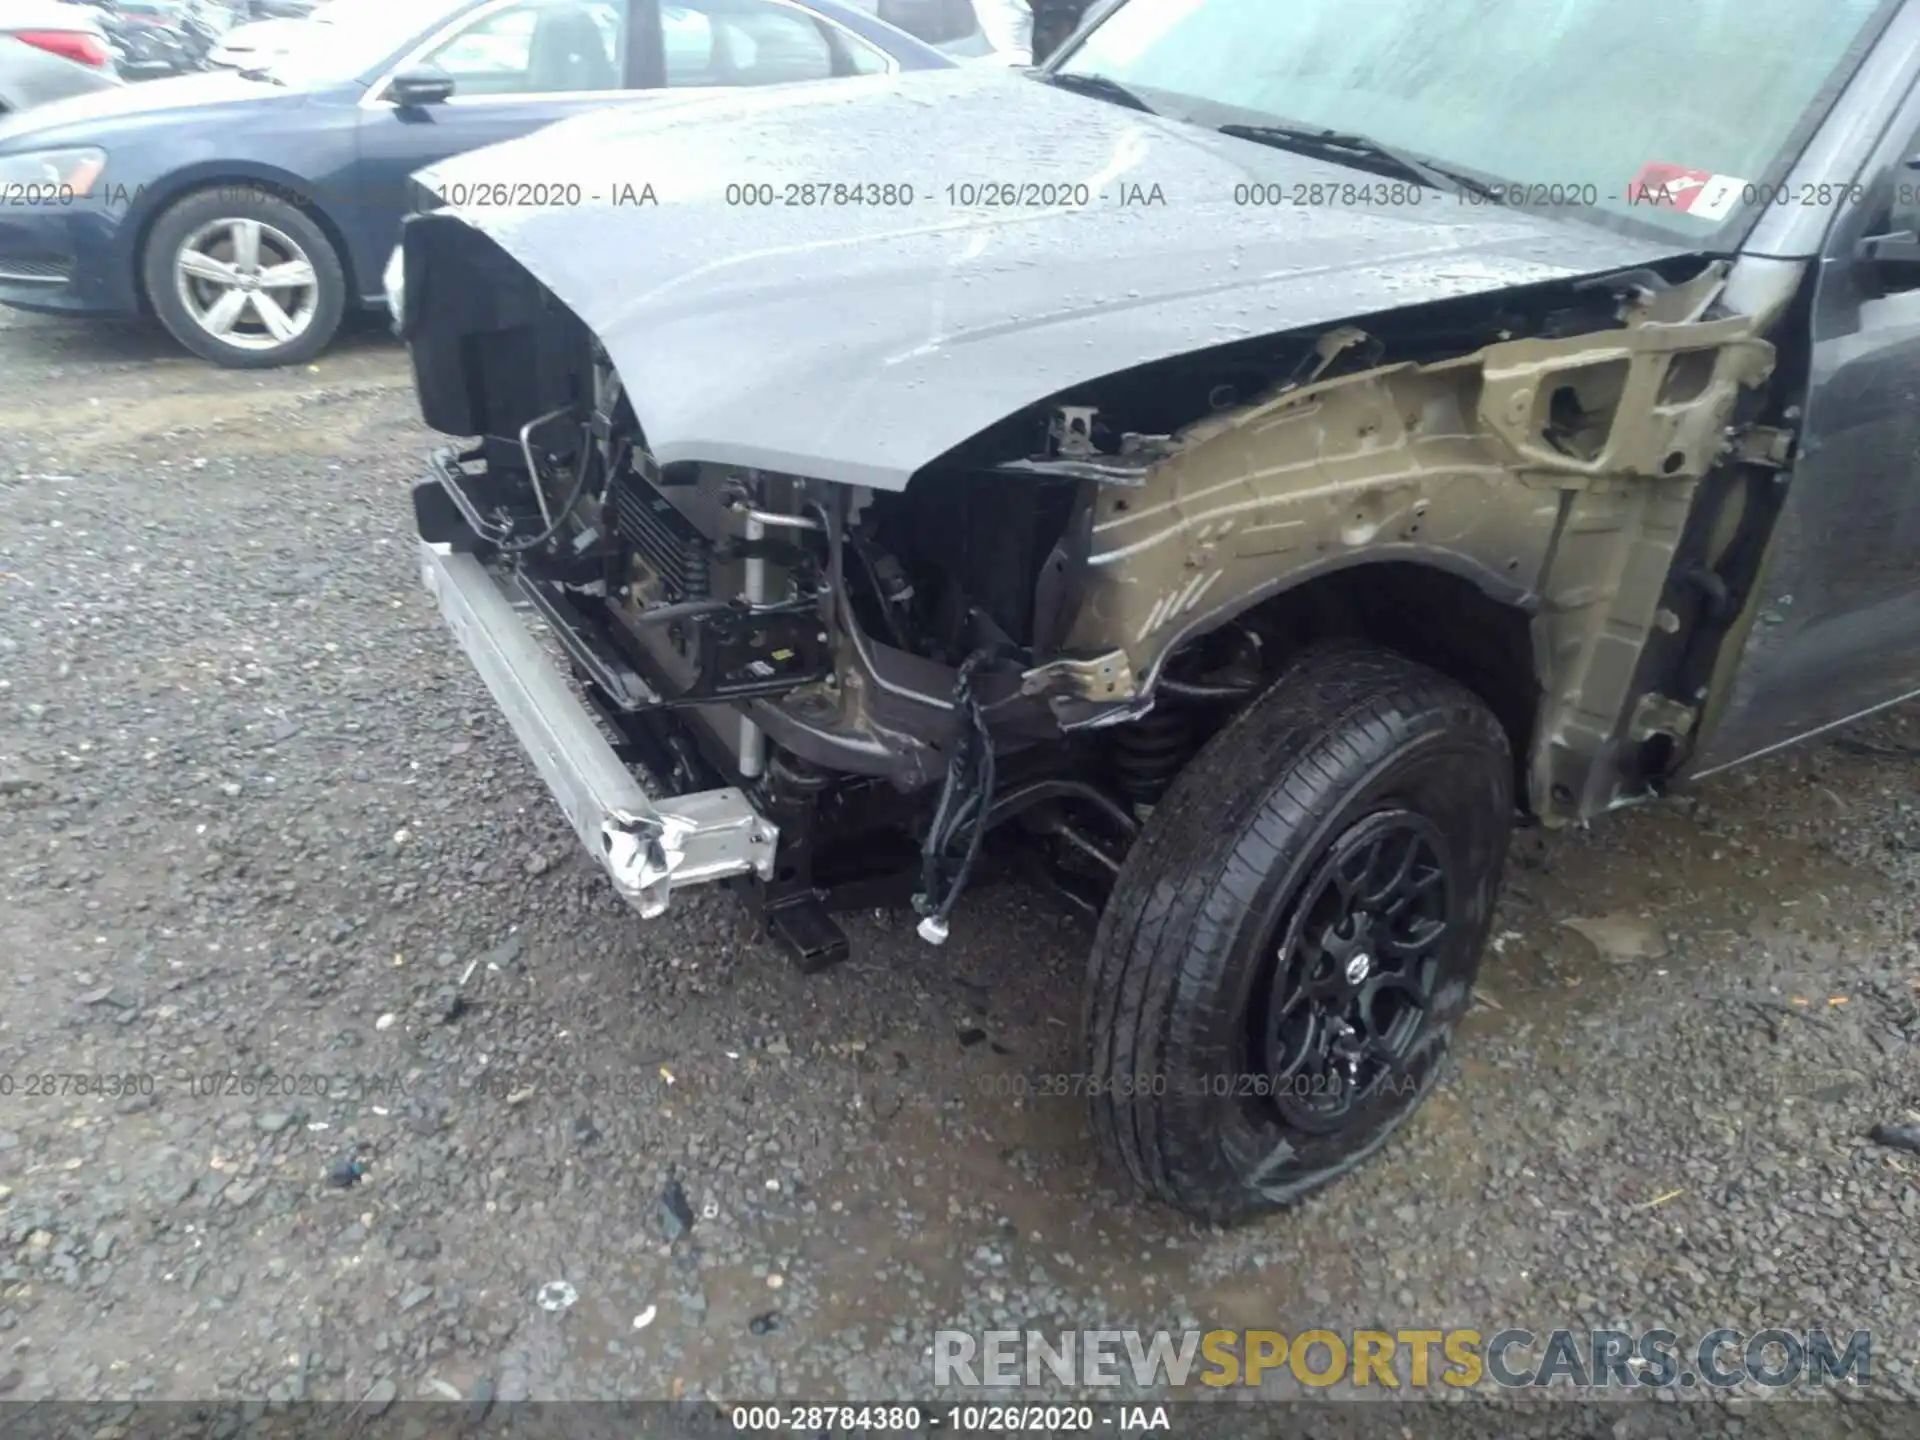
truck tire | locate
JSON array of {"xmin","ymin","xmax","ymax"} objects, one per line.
[{"xmin": 1086, "ymin": 641, "xmax": 1513, "ymax": 1225}]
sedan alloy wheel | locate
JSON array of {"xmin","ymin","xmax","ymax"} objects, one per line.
[
  {"xmin": 143, "ymin": 187, "xmax": 346, "ymax": 368},
  {"xmin": 173, "ymin": 216, "xmax": 319, "ymax": 353}
]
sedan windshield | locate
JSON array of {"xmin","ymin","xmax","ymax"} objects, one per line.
[{"xmin": 1055, "ymin": 0, "xmax": 1897, "ymax": 238}]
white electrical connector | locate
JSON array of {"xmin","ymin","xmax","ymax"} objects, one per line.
[{"xmin": 916, "ymin": 914, "xmax": 950, "ymax": 946}]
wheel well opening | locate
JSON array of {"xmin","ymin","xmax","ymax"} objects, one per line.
[
  {"xmin": 130, "ymin": 179, "xmax": 360, "ymax": 315},
  {"xmin": 1235, "ymin": 562, "xmax": 1540, "ymax": 803}
]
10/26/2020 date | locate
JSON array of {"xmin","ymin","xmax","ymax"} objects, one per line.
[
  {"xmin": 0, "ymin": 1070, "xmax": 419, "ymax": 1099},
  {"xmin": 405, "ymin": 178, "xmax": 1162, "ymax": 210},
  {"xmin": 728, "ymin": 1405, "xmax": 1110, "ymax": 1431},
  {"xmin": 409, "ymin": 180, "xmax": 927, "ymax": 208},
  {"xmin": 721, "ymin": 181, "xmax": 1161, "ymax": 207}
]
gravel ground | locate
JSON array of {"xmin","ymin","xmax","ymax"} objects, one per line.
[{"xmin": 0, "ymin": 305, "xmax": 1916, "ymax": 1434}]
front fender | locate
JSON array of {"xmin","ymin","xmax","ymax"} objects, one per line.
[{"xmin": 1059, "ymin": 261, "xmax": 1780, "ymax": 822}]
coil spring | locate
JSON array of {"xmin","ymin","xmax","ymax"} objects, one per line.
[
  {"xmin": 681, "ymin": 540, "xmax": 711, "ymax": 600},
  {"xmin": 1110, "ymin": 704, "xmax": 1196, "ymax": 804}
]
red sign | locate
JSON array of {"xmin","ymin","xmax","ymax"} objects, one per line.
[{"xmin": 1627, "ymin": 162, "xmax": 1715, "ymax": 210}]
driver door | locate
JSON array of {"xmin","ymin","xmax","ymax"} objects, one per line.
[{"xmin": 1697, "ymin": 82, "xmax": 1920, "ymax": 769}]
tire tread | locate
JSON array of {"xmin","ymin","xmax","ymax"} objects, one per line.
[{"xmin": 1085, "ymin": 641, "xmax": 1513, "ymax": 1224}]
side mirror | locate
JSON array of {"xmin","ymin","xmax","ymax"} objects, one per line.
[
  {"xmin": 384, "ymin": 68, "xmax": 454, "ymax": 106},
  {"xmin": 1857, "ymin": 153, "xmax": 1920, "ymax": 264}
]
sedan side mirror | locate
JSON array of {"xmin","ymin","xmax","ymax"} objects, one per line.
[{"xmin": 385, "ymin": 68, "xmax": 454, "ymax": 106}]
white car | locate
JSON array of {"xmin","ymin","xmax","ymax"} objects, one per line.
[
  {"xmin": 204, "ymin": 11, "xmax": 308, "ymax": 67},
  {"xmin": 206, "ymin": 0, "xmax": 374, "ymax": 69}
]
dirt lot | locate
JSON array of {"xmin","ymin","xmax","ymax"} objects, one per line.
[{"xmin": 0, "ymin": 304, "xmax": 1917, "ymax": 1431}]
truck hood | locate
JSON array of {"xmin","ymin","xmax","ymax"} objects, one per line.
[{"xmin": 408, "ymin": 67, "xmax": 1698, "ymax": 491}]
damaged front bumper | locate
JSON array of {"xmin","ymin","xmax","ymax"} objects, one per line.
[{"xmin": 417, "ymin": 538, "xmax": 779, "ymax": 918}]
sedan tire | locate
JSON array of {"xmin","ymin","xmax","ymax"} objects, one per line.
[
  {"xmin": 142, "ymin": 187, "xmax": 345, "ymax": 368},
  {"xmin": 1086, "ymin": 641, "xmax": 1514, "ymax": 1225}
]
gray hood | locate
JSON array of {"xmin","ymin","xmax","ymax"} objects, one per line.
[{"xmin": 409, "ymin": 67, "xmax": 1695, "ymax": 491}]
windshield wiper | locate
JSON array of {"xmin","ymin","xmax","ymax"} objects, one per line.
[
  {"xmin": 1041, "ymin": 70, "xmax": 1156, "ymax": 115},
  {"xmin": 1216, "ymin": 122, "xmax": 1504, "ymax": 204},
  {"xmin": 238, "ymin": 64, "xmax": 286, "ymax": 84}
]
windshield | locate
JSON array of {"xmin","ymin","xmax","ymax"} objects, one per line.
[
  {"xmin": 1055, "ymin": 0, "xmax": 1897, "ymax": 239},
  {"xmin": 260, "ymin": 0, "xmax": 457, "ymax": 83}
]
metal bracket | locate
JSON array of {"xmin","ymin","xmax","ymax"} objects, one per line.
[
  {"xmin": 602, "ymin": 791, "xmax": 778, "ymax": 919},
  {"xmin": 1050, "ymin": 405, "xmax": 1100, "ymax": 458},
  {"xmin": 1628, "ymin": 692, "xmax": 1698, "ymax": 744},
  {"xmin": 1293, "ymin": 325, "xmax": 1378, "ymax": 385},
  {"xmin": 994, "ymin": 432, "xmax": 1178, "ymax": 488},
  {"xmin": 419, "ymin": 538, "xmax": 778, "ymax": 924},
  {"xmin": 1018, "ymin": 649, "xmax": 1136, "ymax": 702},
  {"xmin": 428, "ymin": 446, "xmax": 515, "ymax": 546},
  {"xmin": 1729, "ymin": 425, "xmax": 1795, "ymax": 469},
  {"xmin": 513, "ymin": 572, "xmax": 661, "ymax": 712}
]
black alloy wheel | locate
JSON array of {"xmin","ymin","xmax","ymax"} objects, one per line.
[{"xmin": 1086, "ymin": 641, "xmax": 1514, "ymax": 1225}]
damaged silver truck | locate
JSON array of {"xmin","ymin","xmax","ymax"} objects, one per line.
[{"xmin": 391, "ymin": 0, "xmax": 1920, "ymax": 1222}]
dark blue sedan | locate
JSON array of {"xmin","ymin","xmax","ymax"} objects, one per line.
[{"xmin": 0, "ymin": 0, "xmax": 953, "ymax": 365}]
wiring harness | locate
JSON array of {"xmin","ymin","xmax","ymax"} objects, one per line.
[{"xmin": 911, "ymin": 646, "xmax": 1005, "ymax": 944}]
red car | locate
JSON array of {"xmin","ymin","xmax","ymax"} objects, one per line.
[{"xmin": 0, "ymin": 0, "xmax": 120, "ymax": 113}]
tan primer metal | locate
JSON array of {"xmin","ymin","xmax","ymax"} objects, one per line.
[{"xmin": 1061, "ymin": 262, "xmax": 1783, "ymax": 821}]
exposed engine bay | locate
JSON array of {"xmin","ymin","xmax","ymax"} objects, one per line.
[{"xmin": 407, "ymin": 230, "xmax": 1801, "ymax": 968}]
